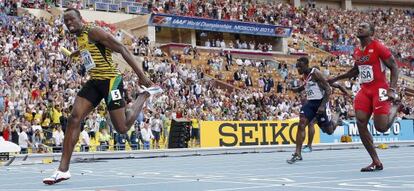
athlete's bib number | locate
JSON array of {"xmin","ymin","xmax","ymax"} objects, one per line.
[
  {"xmin": 326, "ymin": 106, "xmax": 332, "ymax": 121},
  {"xmin": 378, "ymin": 88, "xmax": 388, "ymax": 102},
  {"xmin": 80, "ymin": 50, "xmax": 96, "ymax": 71},
  {"xmin": 358, "ymin": 65, "xmax": 374, "ymax": 83},
  {"xmin": 111, "ymin": 89, "xmax": 122, "ymax": 101},
  {"xmin": 306, "ymin": 89, "xmax": 314, "ymax": 97}
]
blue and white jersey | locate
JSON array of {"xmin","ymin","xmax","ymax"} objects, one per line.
[{"xmin": 304, "ymin": 68, "xmax": 324, "ymax": 100}]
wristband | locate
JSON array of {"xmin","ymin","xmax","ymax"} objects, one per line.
[{"xmin": 60, "ymin": 47, "xmax": 72, "ymax": 57}]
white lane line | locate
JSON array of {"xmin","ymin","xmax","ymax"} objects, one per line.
[
  {"xmin": 382, "ymin": 179, "xmax": 414, "ymax": 184},
  {"xmin": 61, "ymin": 180, "xmax": 196, "ymax": 190},
  {"xmin": 199, "ymin": 179, "xmax": 274, "ymax": 186},
  {"xmin": 287, "ymin": 175, "xmax": 336, "ymax": 180},
  {"xmin": 286, "ymin": 184, "xmax": 380, "ymax": 191},
  {"xmin": 129, "ymin": 153, "xmax": 414, "ymax": 174},
  {"xmin": 75, "ymin": 171, "xmax": 274, "ymax": 186},
  {"xmin": 3, "ymin": 156, "xmax": 414, "ymax": 187},
  {"xmin": 57, "ymin": 149, "xmax": 414, "ymax": 172},
  {"xmin": 201, "ymin": 158, "xmax": 414, "ymax": 179},
  {"xmin": 206, "ymin": 184, "xmax": 280, "ymax": 191},
  {"xmin": 0, "ymin": 176, "xmax": 116, "ymax": 187},
  {"xmin": 59, "ymin": 152, "xmax": 414, "ymax": 178},
  {"xmin": 286, "ymin": 174, "xmax": 414, "ymax": 186}
]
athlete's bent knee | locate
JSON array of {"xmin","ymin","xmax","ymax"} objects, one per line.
[
  {"xmin": 374, "ymin": 124, "xmax": 388, "ymax": 133},
  {"xmin": 356, "ymin": 118, "xmax": 368, "ymax": 129},
  {"xmin": 326, "ymin": 129, "xmax": 334, "ymax": 135},
  {"xmin": 376, "ymin": 128, "xmax": 388, "ymax": 133},
  {"xmin": 68, "ymin": 115, "xmax": 82, "ymax": 126}
]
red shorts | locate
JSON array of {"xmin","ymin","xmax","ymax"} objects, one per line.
[{"xmin": 354, "ymin": 85, "xmax": 391, "ymax": 115}]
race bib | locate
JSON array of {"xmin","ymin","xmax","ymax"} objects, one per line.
[
  {"xmin": 80, "ymin": 50, "xmax": 96, "ymax": 71},
  {"xmin": 306, "ymin": 89, "xmax": 314, "ymax": 97},
  {"xmin": 110, "ymin": 89, "xmax": 122, "ymax": 101},
  {"xmin": 326, "ymin": 107, "xmax": 332, "ymax": 121},
  {"xmin": 378, "ymin": 88, "xmax": 388, "ymax": 101},
  {"xmin": 305, "ymin": 81, "xmax": 324, "ymax": 100},
  {"xmin": 358, "ymin": 65, "xmax": 374, "ymax": 83}
]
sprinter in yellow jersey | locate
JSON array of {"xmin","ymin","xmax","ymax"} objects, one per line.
[{"xmin": 43, "ymin": 8, "xmax": 163, "ymax": 185}]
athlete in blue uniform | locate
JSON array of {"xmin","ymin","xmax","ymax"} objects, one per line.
[
  {"xmin": 287, "ymin": 57, "xmax": 343, "ymax": 164},
  {"xmin": 302, "ymin": 66, "xmax": 351, "ymax": 153}
]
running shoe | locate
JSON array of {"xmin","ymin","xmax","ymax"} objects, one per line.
[
  {"xmin": 302, "ymin": 145, "xmax": 312, "ymax": 153},
  {"xmin": 140, "ymin": 86, "xmax": 164, "ymax": 95},
  {"xmin": 287, "ymin": 153, "xmax": 303, "ymax": 164},
  {"xmin": 43, "ymin": 170, "xmax": 71, "ymax": 185},
  {"xmin": 361, "ymin": 162, "xmax": 383, "ymax": 172}
]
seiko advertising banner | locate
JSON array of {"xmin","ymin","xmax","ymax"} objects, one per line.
[
  {"xmin": 149, "ymin": 14, "xmax": 293, "ymax": 38},
  {"xmin": 200, "ymin": 120, "xmax": 414, "ymax": 148},
  {"xmin": 200, "ymin": 119, "xmax": 321, "ymax": 148}
]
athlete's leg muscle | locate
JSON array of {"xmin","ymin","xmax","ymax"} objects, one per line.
[
  {"xmin": 59, "ymin": 96, "xmax": 95, "ymax": 172},
  {"xmin": 356, "ymin": 110, "xmax": 381, "ymax": 164},
  {"xmin": 109, "ymin": 93, "xmax": 150, "ymax": 134},
  {"xmin": 295, "ymin": 115, "xmax": 310, "ymax": 156}
]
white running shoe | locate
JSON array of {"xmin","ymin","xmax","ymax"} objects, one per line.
[
  {"xmin": 43, "ymin": 170, "xmax": 71, "ymax": 185},
  {"xmin": 141, "ymin": 86, "xmax": 164, "ymax": 95}
]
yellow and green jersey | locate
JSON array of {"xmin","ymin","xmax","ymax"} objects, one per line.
[{"xmin": 76, "ymin": 24, "xmax": 120, "ymax": 80}]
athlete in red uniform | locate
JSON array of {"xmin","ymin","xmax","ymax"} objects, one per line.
[{"xmin": 329, "ymin": 23, "xmax": 399, "ymax": 171}]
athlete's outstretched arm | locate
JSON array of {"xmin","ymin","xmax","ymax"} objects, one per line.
[
  {"xmin": 328, "ymin": 65, "xmax": 359, "ymax": 84},
  {"xmin": 290, "ymin": 84, "xmax": 305, "ymax": 93},
  {"xmin": 88, "ymin": 27, "xmax": 153, "ymax": 87},
  {"xmin": 330, "ymin": 82, "xmax": 351, "ymax": 97},
  {"xmin": 382, "ymin": 56, "xmax": 399, "ymax": 100},
  {"xmin": 313, "ymin": 69, "xmax": 332, "ymax": 113},
  {"xmin": 66, "ymin": 50, "xmax": 80, "ymax": 65}
]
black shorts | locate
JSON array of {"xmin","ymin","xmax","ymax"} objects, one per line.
[
  {"xmin": 300, "ymin": 99, "xmax": 332, "ymax": 132},
  {"xmin": 78, "ymin": 75, "xmax": 125, "ymax": 111},
  {"xmin": 191, "ymin": 128, "xmax": 199, "ymax": 139},
  {"xmin": 152, "ymin": 130, "xmax": 160, "ymax": 141}
]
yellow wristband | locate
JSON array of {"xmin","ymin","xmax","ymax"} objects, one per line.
[{"xmin": 60, "ymin": 47, "xmax": 72, "ymax": 57}]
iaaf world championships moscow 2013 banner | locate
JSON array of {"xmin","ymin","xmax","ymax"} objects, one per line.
[
  {"xmin": 149, "ymin": 14, "xmax": 293, "ymax": 38},
  {"xmin": 199, "ymin": 120, "xmax": 414, "ymax": 148}
]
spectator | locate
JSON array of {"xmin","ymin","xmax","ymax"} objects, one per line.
[
  {"xmin": 18, "ymin": 127, "xmax": 30, "ymax": 154},
  {"xmin": 80, "ymin": 126, "xmax": 90, "ymax": 152},
  {"xmin": 32, "ymin": 129, "xmax": 46, "ymax": 153},
  {"xmin": 52, "ymin": 126, "xmax": 64, "ymax": 153},
  {"xmin": 98, "ymin": 128, "xmax": 111, "ymax": 151},
  {"xmin": 141, "ymin": 120, "xmax": 153, "ymax": 150},
  {"xmin": 151, "ymin": 113, "xmax": 163, "ymax": 149}
]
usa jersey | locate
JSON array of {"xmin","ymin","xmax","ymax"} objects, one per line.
[{"xmin": 353, "ymin": 40, "xmax": 392, "ymax": 88}]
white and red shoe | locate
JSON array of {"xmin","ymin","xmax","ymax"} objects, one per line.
[
  {"xmin": 43, "ymin": 170, "xmax": 71, "ymax": 185},
  {"xmin": 140, "ymin": 86, "xmax": 164, "ymax": 95}
]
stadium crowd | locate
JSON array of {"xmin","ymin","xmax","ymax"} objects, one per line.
[
  {"xmin": 17, "ymin": 1, "xmax": 414, "ymax": 66},
  {"xmin": 1, "ymin": 1, "xmax": 413, "ymax": 154},
  {"xmin": 156, "ymin": 1, "xmax": 413, "ymax": 64}
]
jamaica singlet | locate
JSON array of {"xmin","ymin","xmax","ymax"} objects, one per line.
[{"xmin": 76, "ymin": 24, "xmax": 120, "ymax": 80}]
